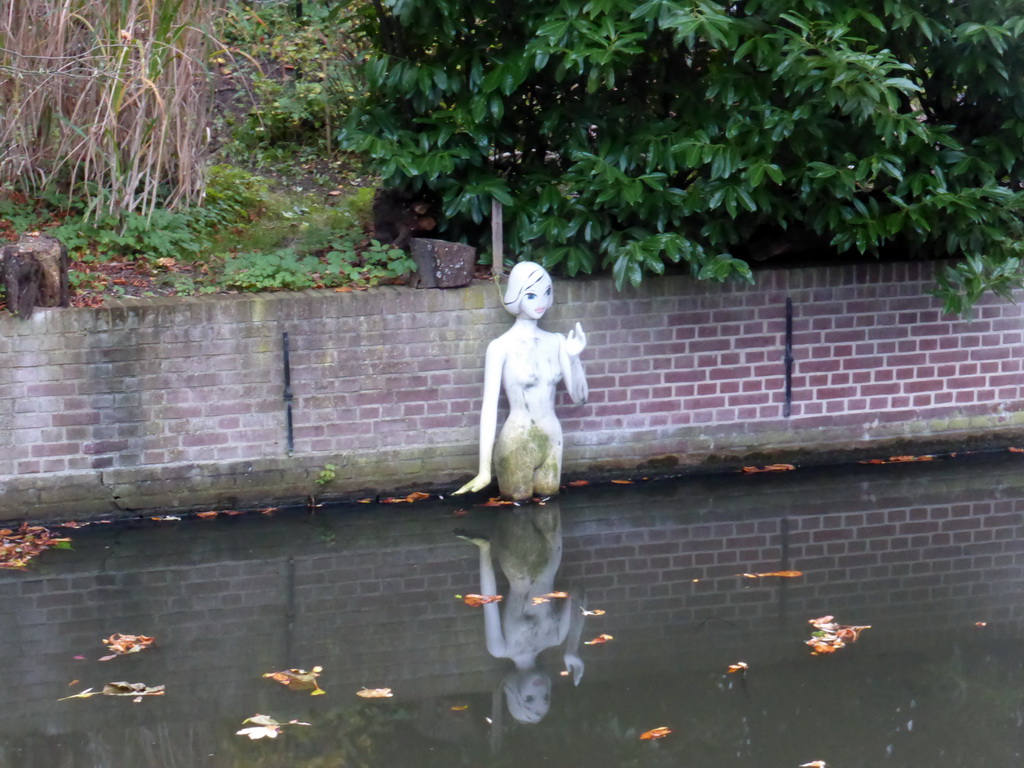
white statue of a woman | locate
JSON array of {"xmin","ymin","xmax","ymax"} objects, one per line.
[{"xmin": 455, "ymin": 262, "xmax": 588, "ymax": 500}]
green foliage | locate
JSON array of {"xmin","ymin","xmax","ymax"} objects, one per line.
[
  {"xmin": 222, "ymin": 248, "xmax": 323, "ymax": 291},
  {"xmin": 342, "ymin": 0, "xmax": 1024, "ymax": 309},
  {"xmin": 325, "ymin": 237, "xmax": 417, "ymax": 287},
  {"xmin": 316, "ymin": 463, "xmax": 338, "ymax": 485},
  {"xmin": 216, "ymin": 0, "xmax": 363, "ymax": 156},
  {"xmin": 221, "ymin": 237, "xmax": 415, "ymax": 292}
]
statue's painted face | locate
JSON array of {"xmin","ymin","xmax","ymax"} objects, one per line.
[
  {"xmin": 503, "ymin": 261, "xmax": 553, "ymax": 317},
  {"xmin": 519, "ymin": 276, "xmax": 553, "ymax": 320}
]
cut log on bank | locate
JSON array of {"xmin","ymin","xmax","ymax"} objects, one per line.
[{"xmin": 0, "ymin": 234, "xmax": 70, "ymax": 318}]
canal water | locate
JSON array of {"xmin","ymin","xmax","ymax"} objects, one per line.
[{"xmin": 4, "ymin": 452, "xmax": 1024, "ymax": 767}]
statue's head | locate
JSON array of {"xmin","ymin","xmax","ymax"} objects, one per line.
[
  {"xmin": 503, "ymin": 262, "xmax": 552, "ymax": 319},
  {"xmin": 501, "ymin": 668, "xmax": 552, "ymax": 723}
]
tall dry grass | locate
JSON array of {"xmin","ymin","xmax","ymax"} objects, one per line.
[{"xmin": 0, "ymin": 0, "xmax": 214, "ymax": 220}]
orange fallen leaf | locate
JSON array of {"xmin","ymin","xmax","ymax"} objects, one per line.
[
  {"xmin": 727, "ymin": 661, "xmax": 749, "ymax": 673},
  {"xmin": 975, "ymin": 621, "xmax": 988, "ymax": 627},
  {"xmin": 1010, "ymin": 446, "xmax": 1024, "ymax": 453},
  {"xmin": 581, "ymin": 608, "xmax": 606, "ymax": 616},
  {"xmin": 742, "ymin": 464, "xmax": 795, "ymax": 473},
  {"xmin": 611, "ymin": 479, "xmax": 634, "ymax": 484},
  {"xmin": 584, "ymin": 633, "xmax": 614, "ymax": 645},
  {"xmin": 742, "ymin": 570, "xmax": 804, "ymax": 579},
  {"xmin": 406, "ymin": 491, "xmax": 430, "ymax": 502},
  {"xmin": 799, "ymin": 762, "xmax": 828, "ymax": 768},
  {"xmin": 356, "ymin": 687, "xmax": 393, "ymax": 698},
  {"xmin": 450, "ymin": 704, "xmax": 469, "ymax": 711},
  {"xmin": 460, "ymin": 594, "xmax": 503, "ymax": 606},
  {"xmin": 196, "ymin": 511, "xmax": 218, "ymax": 519},
  {"xmin": 639, "ymin": 726, "xmax": 672, "ymax": 740},
  {"xmin": 101, "ymin": 633, "xmax": 155, "ymax": 659},
  {"xmin": 478, "ymin": 497, "xmax": 515, "ymax": 506},
  {"xmin": 567, "ymin": 480, "xmax": 589, "ymax": 486},
  {"xmin": 334, "ymin": 286, "xmax": 353, "ymax": 293}
]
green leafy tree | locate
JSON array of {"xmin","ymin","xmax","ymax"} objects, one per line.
[{"xmin": 341, "ymin": 0, "xmax": 1024, "ymax": 311}]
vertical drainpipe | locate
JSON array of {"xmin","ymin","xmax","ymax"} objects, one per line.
[
  {"xmin": 783, "ymin": 298, "xmax": 793, "ymax": 418},
  {"xmin": 283, "ymin": 331, "xmax": 294, "ymax": 455}
]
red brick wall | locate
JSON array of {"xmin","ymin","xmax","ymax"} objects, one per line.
[{"xmin": 2, "ymin": 261, "xmax": 1024, "ymax": 519}]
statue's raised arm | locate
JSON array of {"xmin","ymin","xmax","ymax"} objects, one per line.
[{"xmin": 455, "ymin": 262, "xmax": 589, "ymax": 500}]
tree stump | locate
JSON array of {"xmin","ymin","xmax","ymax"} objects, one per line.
[
  {"xmin": 409, "ymin": 238, "xmax": 477, "ymax": 289},
  {"xmin": 0, "ymin": 234, "xmax": 70, "ymax": 318}
]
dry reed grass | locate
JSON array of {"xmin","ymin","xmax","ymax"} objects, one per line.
[{"xmin": 0, "ymin": 0, "xmax": 214, "ymax": 220}]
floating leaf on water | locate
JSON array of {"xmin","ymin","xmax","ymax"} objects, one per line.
[
  {"xmin": 450, "ymin": 704, "xmax": 469, "ymax": 711},
  {"xmin": 567, "ymin": 480, "xmax": 589, "ymax": 486},
  {"xmin": 1, "ymin": 523, "xmax": 73, "ymax": 569},
  {"xmin": 799, "ymin": 761, "xmax": 828, "ymax": 768},
  {"xmin": 478, "ymin": 497, "xmax": 516, "ymax": 507},
  {"xmin": 741, "ymin": 464, "xmax": 795, "ymax": 473},
  {"xmin": 611, "ymin": 479, "xmax": 634, "ymax": 484},
  {"xmin": 460, "ymin": 594, "xmax": 503, "ymax": 606},
  {"xmin": 150, "ymin": 515, "xmax": 180, "ymax": 522},
  {"xmin": 742, "ymin": 570, "xmax": 804, "ymax": 579},
  {"xmin": 639, "ymin": 726, "xmax": 672, "ymax": 740},
  {"xmin": 196, "ymin": 511, "xmax": 218, "ymax": 519},
  {"xmin": 101, "ymin": 633, "xmax": 155, "ymax": 659},
  {"xmin": 805, "ymin": 615, "xmax": 870, "ymax": 655},
  {"xmin": 584, "ymin": 633, "xmax": 613, "ymax": 645},
  {"xmin": 356, "ymin": 687, "xmax": 393, "ymax": 698},
  {"xmin": 237, "ymin": 714, "xmax": 310, "ymax": 739},
  {"xmin": 581, "ymin": 608, "xmax": 606, "ymax": 616},
  {"xmin": 975, "ymin": 621, "xmax": 988, "ymax": 627},
  {"xmin": 727, "ymin": 661, "xmax": 749, "ymax": 673},
  {"xmin": 262, "ymin": 666, "xmax": 324, "ymax": 694}
]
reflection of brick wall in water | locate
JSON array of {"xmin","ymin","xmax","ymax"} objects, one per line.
[
  {"xmin": 3, "ymin": 261, "xmax": 1024, "ymax": 517},
  {"xmin": 6, "ymin": 468, "xmax": 1024, "ymax": 739}
]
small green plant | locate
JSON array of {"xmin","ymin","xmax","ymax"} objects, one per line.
[
  {"xmin": 221, "ymin": 248, "xmax": 322, "ymax": 291},
  {"xmin": 316, "ymin": 463, "xmax": 337, "ymax": 485},
  {"xmin": 324, "ymin": 238, "xmax": 416, "ymax": 287}
]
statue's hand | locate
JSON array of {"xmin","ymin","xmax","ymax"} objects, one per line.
[
  {"xmin": 565, "ymin": 322, "xmax": 587, "ymax": 357},
  {"xmin": 454, "ymin": 472, "xmax": 492, "ymax": 495},
  {"xmin": 564, "ymin": 653, "xmax": 585, "ymax": 686}
]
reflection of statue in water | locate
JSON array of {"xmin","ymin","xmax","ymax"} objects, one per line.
[
  {"xmin": 458, "ymin": 501, "xmax": 586, "ymax": 725},
  {"xmin": 455, "ymin": 262, "xmax": 588, "ymax": 500}
]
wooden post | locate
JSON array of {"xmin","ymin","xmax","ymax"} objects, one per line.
[{"xmin": 491, "ymin": 198, "xmax": 504, "ymax": 280}]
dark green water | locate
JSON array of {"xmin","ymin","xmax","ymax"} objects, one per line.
[{"xmin": 4, "ymin": 452, "xmax": 1024, "ymax": 767}]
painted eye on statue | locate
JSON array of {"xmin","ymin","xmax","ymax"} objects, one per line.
[{"xmin": 525, "ymin": 293, "xmax": 537, "ymax": 300}]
